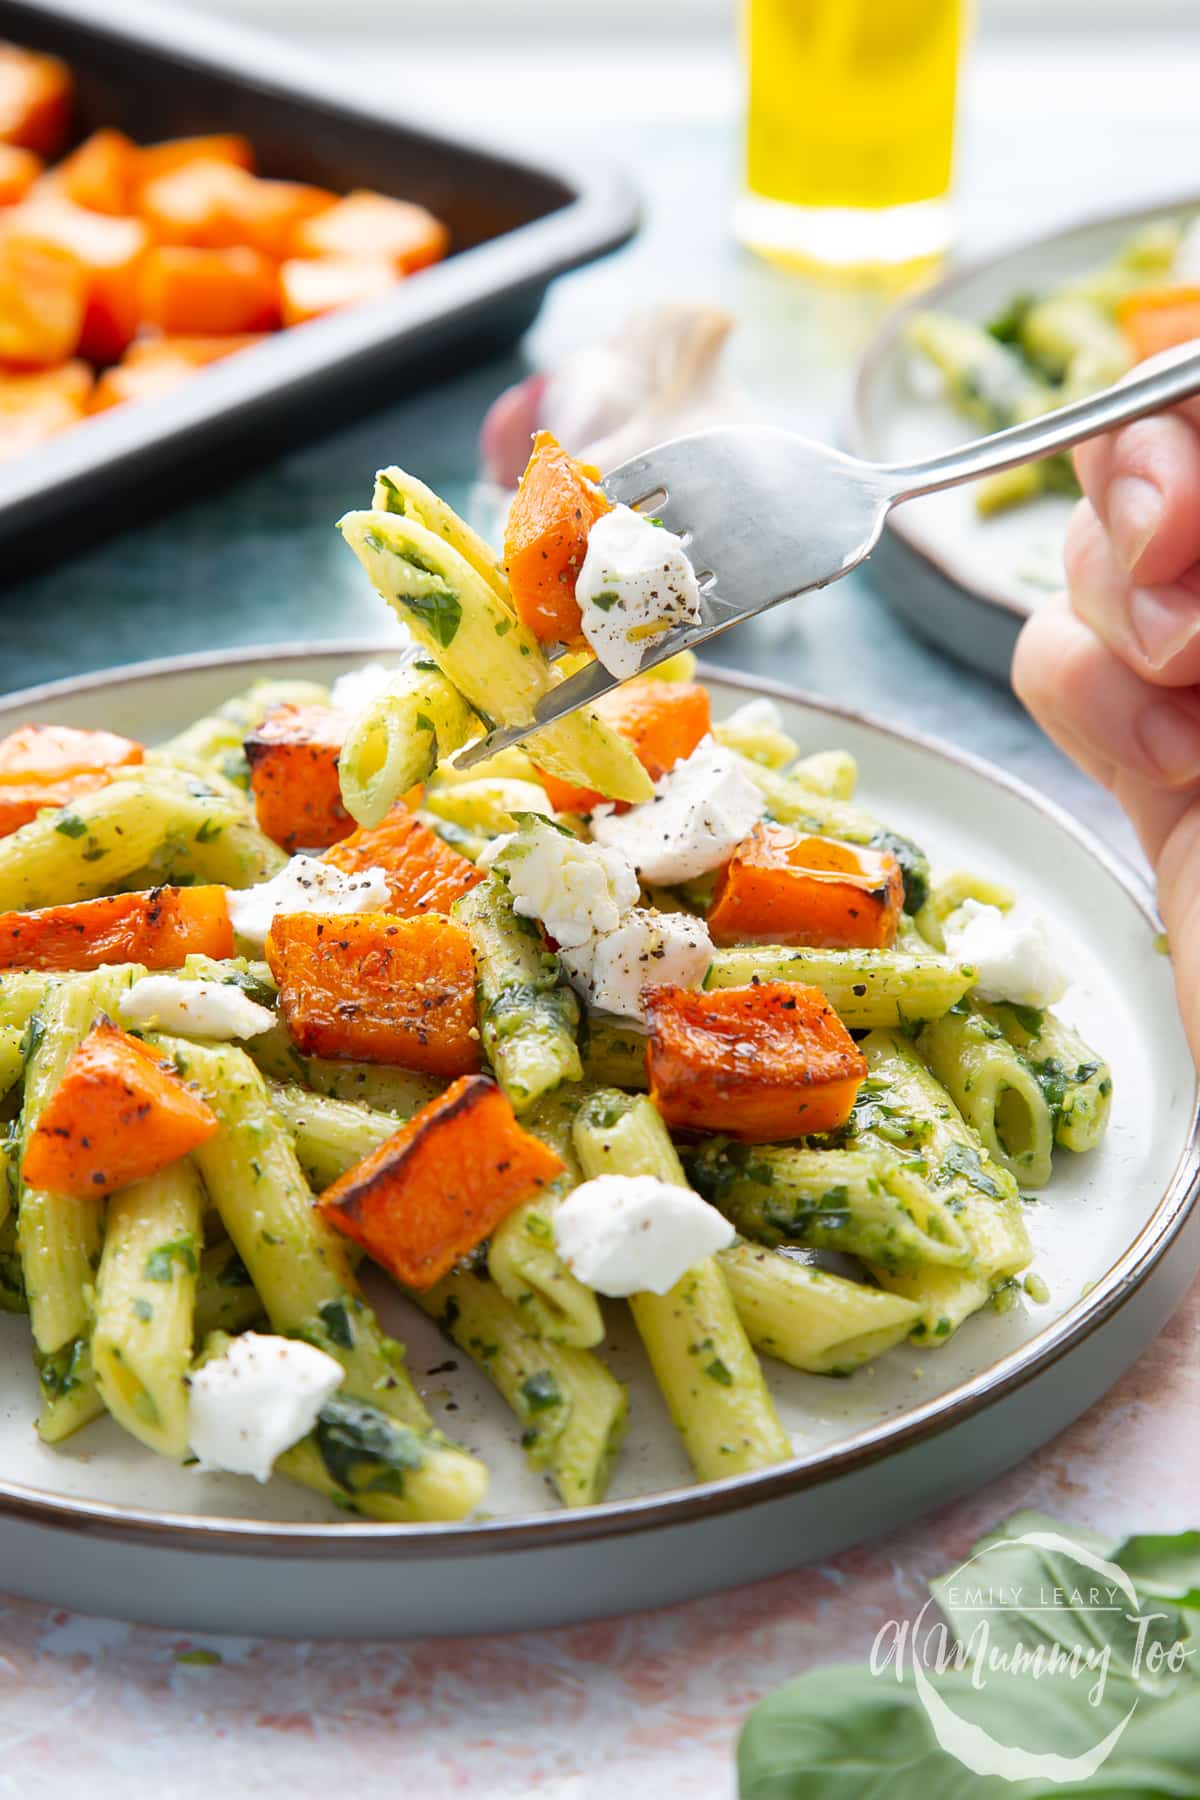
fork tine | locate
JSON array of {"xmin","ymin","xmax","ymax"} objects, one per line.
[
  {"xmin": 451, "ymin": 658, "xmax": 623, "ymax": 770},
  {"xmin": 452, "ymin": 606, "xmax": 727, "ymax": 772},
  {"xmin": 600, "ymin": 446, "xmax": 673, "ymax": 513},
  {"xmin": 454, "ymin": 425, "xmax": 893, "ymax": 770}
]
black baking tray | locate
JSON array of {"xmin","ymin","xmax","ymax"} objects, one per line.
[{"xmin": 0, "ymin": 0, "xmax": 638, "ymax": 580}]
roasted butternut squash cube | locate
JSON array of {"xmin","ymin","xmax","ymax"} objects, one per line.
[
  {"xmin": 0, "ymin": 142, "xmax": 41, "ymax": 204},
  {"xmin": 0, "ymin": 721, "xmax": 143, "ymax": 784},
  {"xmin": 244, "ymin": 701, "xmax": 352, "ymax": 852},
  {"xmin": 0, "ymin": 771, "xmax": 109, "ymax": 826},
  {"xmin": 265, "ymin": 910, "xmax": 480, "ymax": 1077},
  {"xmin": 278, "ymin": 254, "xmax": 398, "ymax": 326},
  {"xmin": 1118, "ymin": 285, "xmax": 1200, "ymax": 363},
  {"xmin": 0, "ymin": 721, "xmax": 141, "ymax": 831},
  {"xmin": 0, "ymin": 44, "xmax": 72, "ymax": 157},
  {"xmin": 322, "ymin": 801, "xmax": 483, "ymax": 916},
  {"xmin": 536, "ymin": 678, "xmax": 711, "ymax": 812},
  {"xmin": 138, "ymin": 158, "xmax": 335, "ymax": 259},
  {"xmin": 0, "ymin": 235, "xmax": 85, "ymax": 367},
  {"xmin": 318, "ymin": 1073, "xmax": 564, "ymax": 1288},
  {"xmin": 138, "ymin": 245, "xmax": 280, "ymax": 335},
  {"xmin": 708, "ymin": 825, "xmax": 904, "ymax": 949},
  {"xmin": 504, "ymin": 430, "xmax": 610, "ymax": 643},
  {"xmin": 6, "ymin": 201, "xmax": 150, "ymax": 363},
  {"xmin": 291, "ymin": 191, "xmax": 447, "ymax": 273},
  {"xmin": 21, "ymin": 1020, "xmax": 219, "ymax": 1197},
  {"xmin": 134, "ymin": 133, "xmax": 255, "ymax": 190},
  {"xmin": 43, "ymin": 128, "xmax": 137, "ymax": 214},
  {"xmin": 644, "ymin": 980, "xmax": 867, "ymax": 1141},
  {"xmin": 0, "ymin": 885, "xmax": 232, "ymax": 972}
]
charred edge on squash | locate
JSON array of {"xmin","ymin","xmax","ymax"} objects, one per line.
[{"xmin": 325, "ymin": 1074, "xmax": 503, "ymax": 1225}]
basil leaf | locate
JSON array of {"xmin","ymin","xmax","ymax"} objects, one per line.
[
  {"xmin": 144, "ymin": 1233, "xmax": 198, "ymax": 1282},
  {"xmin": 1115, "ymin": 1531, "xmax": 1200, "ymax": 1609},
  {"xmin": 738, "ymin": 1667, "xmax": 985, "ymax": 1800},
  {"xmin": 519, "ymin": 1370, "xmax": 561, "ymax": 1413},
  {"xmin": 317, "ymin": 1298, "xmax": 354, "ymax": 1349},
  {"xmin": 738, "ymin": 1511, "xmax": 1200, "ymax": 1799},
  {"xmin": 314, "ymin": 1396, "xmax": 425, "ymax": 1498},
  {"xmin": 404, "ymin": 586, "xmax": 463, "ymax": 649}
]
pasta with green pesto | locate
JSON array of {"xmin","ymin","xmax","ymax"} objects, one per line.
[{"xmin": 0, "ymin": 455, "xmax": 1114, "ymax": 1522}]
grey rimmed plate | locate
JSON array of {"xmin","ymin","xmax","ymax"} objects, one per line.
[
  {"xmin": 850, "ymin": 194, "xmax": 1200, "ymax": 681},
  {"xmin": 0, "ymin": 644, "xmax": 1196, "ymax": 1639}
]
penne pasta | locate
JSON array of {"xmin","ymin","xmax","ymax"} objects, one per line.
[
  {"xmin": 573, "ymin": 1089, "xmax": 792, "ymax": 1482},
  {"xmin": 92, "ymin": 1158, "xmax": 205, "ymax": 1457},
  {"xmin": 705, "ymin": 943, "xmax": 975, "ymax": 1029},
  {"xmin": 0, "ymin": 462, "xmax": 1115, "ymax": 1516}
]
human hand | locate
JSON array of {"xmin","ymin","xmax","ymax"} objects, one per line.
[{"xmin": 1012, "ymin": 372, "xmax": 1200, "ymax": 1063}]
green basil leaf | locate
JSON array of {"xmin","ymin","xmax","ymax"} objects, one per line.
[
  {"xmin": 1115, "ymin": 1531, "xmax": 1200, "ymax": 1610},
  {"xmin": 738, "ymin": 1510, "xmax": 1200, "ymax": 1799}
]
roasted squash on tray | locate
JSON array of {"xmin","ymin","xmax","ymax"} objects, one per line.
[{"xmin": 0, "ymin": 41, "xmax": 450, "ymax": 462}]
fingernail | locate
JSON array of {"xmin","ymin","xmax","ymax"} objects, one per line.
[
  {"xmin": 1138, "ymin": 697, "xmax": 1200, "ymax": 784},
  {"xmin": 1128, "ymin": 586, "xmax": 1200, "ymax": 671},
  {"xmin": 1107, "ymin": 475, "xmax": 1164, "ymax": 573}
]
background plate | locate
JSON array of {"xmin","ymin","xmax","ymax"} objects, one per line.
[
  {"xmin": 851, "ymin": 193, "xmax": 1200, "ymax": 680},
  {"xmin": 0, "ymin": 645, "xmax": 1195, "ymax": 1636}
]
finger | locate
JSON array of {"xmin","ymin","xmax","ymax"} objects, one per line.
[
  {"xmin": 1064, "ymin": 499, "xmax": 1200, "ymax": 685},
  {"xmin": 1014, "ymin": 601, "xmax": 1199, "ymax": 865},
  {"xmin": 1012, "ymin": 592, "xmax": 1200, "ymax": 793},
  {"xmin": 1117, "ymin": 774, "xmax": 1200, "ymax": 872},
  {"xmin": 1073, "ymin": 406, "xmax": 1200, "ymax": 583},
  {"xmin": 1151, "ymin": 799, "xmax": 1200, "ymax": 1070}
]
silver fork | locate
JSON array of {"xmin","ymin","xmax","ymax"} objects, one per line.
[{"xmin": 454, "ymin": 347, "xmax": 1200, "ymax": 769}]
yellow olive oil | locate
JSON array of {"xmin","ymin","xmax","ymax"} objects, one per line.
[{"xmin": 740, "ymin": 0, "xmax": 965, "ymax": 270}]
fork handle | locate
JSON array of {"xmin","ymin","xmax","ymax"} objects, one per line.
[{"xmin": 881, "ymin": 346, "xmax": 1200, "ymax": 503}]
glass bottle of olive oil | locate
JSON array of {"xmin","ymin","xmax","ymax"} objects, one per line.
[{"xmin": 737, "ymin": 0, "xmax": 966, "ymax": 274}]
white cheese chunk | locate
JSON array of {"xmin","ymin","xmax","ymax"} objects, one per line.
[
  {"xmin": 226, "ymin": 855, "xmax": 392, "ymax": 949},
  {"xmin": 119, "ymin": 977, "xmax": 274, "ymax": 1041},
  {"xmin": 328, "ymin": 649, "xmax": 414, "ymax": 714},
  {"xmin": 942, "ymin": 899, "xmax": 1069, "ymax": 1008},
  {"xmin": 561, "ymin": 907, "xmax": 712, "ymax": 1020},
  {"xmin": 328, "ymin": 662, "xmax": 395, "ymax": 714},
  {"xmin": 721, "ymin": 697, "xmax": 784, "ymax": 734},
  {"xmin": 576, "ymin": 505, "xmax": 701, "ymax": 678},
  {"xmin": 590, "ymin": 736, "xmax": 764, "ymax": 884},
  {"xmin": 553, "ymin": 1174, "xmax": 735, "ymax": 1297},
  {"xmin": 188, "ymin": 1333, "xmax": 344, "ymax": 1483},
  {"xmin": 482, "ymin": 817, "xmax": 639, "ymax": 950}
]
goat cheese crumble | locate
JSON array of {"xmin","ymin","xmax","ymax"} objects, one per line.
[
  {"xmin": 328, "ymin": 650, "xmax": 414, "ymax": 714},
  {"xmin": 188, "ymin": 1333, "xmax": 344, "ymax": 1483},
  {"xmin": 227, "ymin": 855, "xmax": 392, "ymax": 949},
  {"xmin": 482, "ymin": 817, "xmax": 639, "ymax": 949},
  {"xmin": 119, "ymin": 977, "xmax": 274, "ymax": 1041},
  {"xmin": 576, "ymin": 505, "xmax": 702, "ymax": 678},
  {"xmin": 590, "ymin": 736, "xmax": 765, "ymax": 884},
  {"xmin": 942, "ymin": 899, "xmax": 1069, "ymax": 1008},
  {"xmin": 553, "ymin": 1174, "xmax": 735, "ymax": 1297},
  {"xmin": 721, "ymin": 697, "xmax": 784, "ymax": 735},
  {"xmin": 328, "ymin": 662, "xmax": 396, "ymax": 714},
  {"xmin": 561, "ymin": 907, "xmax": 712, "ymax": 1021}
]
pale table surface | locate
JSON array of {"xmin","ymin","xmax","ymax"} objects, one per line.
[{"xmin": 2, "ymin": 25, "xmax": 1198, "ymax": 1800}]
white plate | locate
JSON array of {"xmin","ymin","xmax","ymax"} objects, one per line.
[
  {"xmin": 0, "ymin": 643, "xmax": 1196, "ymax": 1637},
  {"xmin": 850, "ymin": 194, "xmax": 1200, "ymax": 679}
]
